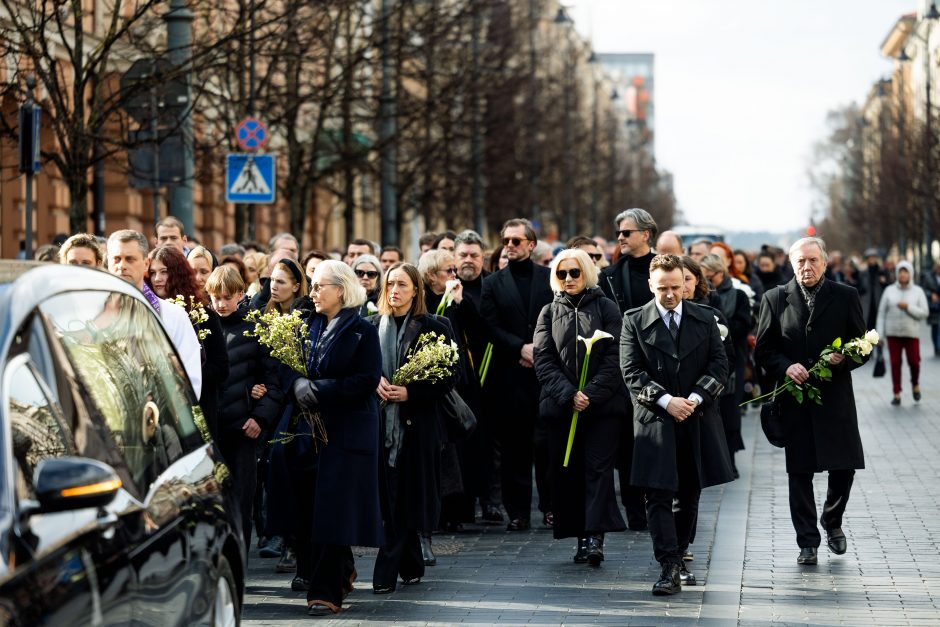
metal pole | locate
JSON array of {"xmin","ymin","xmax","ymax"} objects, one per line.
[
  {"xmin": 379, "ymin": 0, "xmax": 398, "ymax": 246},
  {"xmin": 247, "ymin": 0, "xmax": 257, "ymax": 241},
  {"xmin": 563, "ymin": 47, "xmax": 575, "ymax": 239},
  {"xmin": 528, "ymin": 0, "xmax": 541, "ymax": 228},
  {"xmin": 926, "ymin": 22, "xmax": 935, "ymax": 272},
  {"xmin": 470, "ymin": 3, "xmax": 485, "ymax": 236},
  {"xmin": 590, "ymin": 75, "xmax": 599, "ymax": 237},
  {"xmin": 165, "ymin": 0, "xmax": 194, "ymax": 236},
  {"xmin": 150, "ymin": 85, "xmax": 161, "ymax": 224},
  {"xmin": 24, "ymin": 75, "xmax": 35, "ymax": 258}
]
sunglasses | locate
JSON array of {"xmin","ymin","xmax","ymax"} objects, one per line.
[
  {"xmin": 355, "ymin": 270, "xmax": 380, "ymax": 279},
  {"xmin": 311, "ymin": 282, "xmax": 338, "ymax": 293},
  {"xmin": 442, "ymin": 267, "xmax": 457, "ymax": 275},
  {"xmin": 555, "ymin": 268, "xmax": 582, "ymax": 280},
  {"xmin": 502, "ymin": 237, "xmax": 528, "ymax": 247},
  {"xmin": 617, "ymin": 229, "xmax": 644, "ymax": 238},
  {"xmin": 588, "ymin": 253, "xmax": 603, "ymax": 261}
]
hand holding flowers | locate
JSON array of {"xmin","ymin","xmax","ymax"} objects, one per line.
[
  {"xmin": 563, "ymin": 330, "xmax": 614, "ymax": 467},
  {"xmin": 382, "ymin": 331, "xmax": 459, "ymax": 406}
]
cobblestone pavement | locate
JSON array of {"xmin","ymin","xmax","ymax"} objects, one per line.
[{"xmin": 243, "ymin": 334, "xmax": 940, "ymax": 625}]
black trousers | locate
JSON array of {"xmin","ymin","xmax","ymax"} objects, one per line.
[
  {"xmin": 373, "ymin": 465, "xmax": 425, "ymax": 588},
  {"xmin": 500, "ymin": 405, "xmax": 538, "ymax": 521},
  {"xmin": 645, "ymin": 426, "xmax": 701, "ymax": 566},
  {"xmin": 218, "ymin": 432, "xmax": 258, "ymax": 549},
  {"xmin": 617, "ymin": 407, "xmax": 648, "ymax": 529},
  {"xmin": 788, "ymin": 470, "xmax": 855, "ymax": 548}
]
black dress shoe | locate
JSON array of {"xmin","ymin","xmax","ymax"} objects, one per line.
[
  {"xmin": 372, "ymin": 584, "xmax": 395, "ymax": 594},
  {"xmin": 679, "ymin": 563, "xmax": 696, "ymax": 585},
  {"xmin": 401, "ymin": 576, "xmax": 421, "ymax": 585},
  {"xmin": 797, "ymin": 547, "xmax": 818, "ymax": 564},
  {"xmin": 573, "ymin": 537, "xmax": 589, "ymax": 564},
  {"xmin": 683, "ymin": 550, "xmax": 694, "ymax": 562},
  {"xmin": 507, "ymin": 518, "xmax": 530, "ymax": 531},
  {"xmin": 420, "ymin": 534, "xmax": 436, "ymax": 566},
  {"xmin": 826, "ymin": 527, "xmax": 847, "ymax": 555},
  {"xmin": 586, "ymin": 534, "xmax": 604, "ymax": 567},
  {"xmin": 482, "ymin": 504, "xmax": 504, "ymax": 523},
  {"xmin": 652, "ymin": 563, "xmax": 681, "ymax": 595}
]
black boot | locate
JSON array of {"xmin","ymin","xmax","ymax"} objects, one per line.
[
  {"xmin": 573, "ymin": 537, "xmax": 589, "ymax": 564},
  {"xmin": 420, "ymin": 533, "xmax": 436, "ymax": 566},
  {"xmin": 652, "ymin": 563, "xmax": 681, "ymax": 595},
  {"xmin": 586, "ymin": 534, "xmax": 605, "ymax": 567}
]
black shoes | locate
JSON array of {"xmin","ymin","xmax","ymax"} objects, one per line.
[
  {"xmin": 652, "ymin": 563, "xmax": 681, "ymax": 595},
  {"xmin": 258, "ymin": 535, "xmax": 283, "ymax": 558},
  {"xmin": 420, "ymin": 534, "xmax": 436, "ymax": 566},
  {"xmin": 372, "ymin": 584, "xmax": 394, "ymax": 594},
  {"xmin": 585, "ymin": 535, "xmax": 604, "ymax": 567},
  {"xmin": 402, "ymin": 576, "xmax": 422, "ymax": 585},
  {"xmin": 797, "ymin": 547, "xmax": 818, "ymax": 564},
  {"xmin": 683, "ymin": 550, "xmax": 694, "ymax": 561},
  {"xmin": 291, "ymin": 576, "xmax": 309, "ymax": 592},
  {"xmin": 482, "ymin": 504, "xmax": 504, "ymax": 523},
  {"xmin": 573, "ymin": 538, "xmax": 589, "ymax": 564},
  {"xmin": 826, "ymin": 527, "xmax": 847, "ymax": 555},
  {"xmin": 914, "ymin": 387, "xmax": 922, "ymax": 402},
  {"xmin": 542, "ymin": 512, "xmax": 554, "ymax": 528},
  {"xmin": 679, "ymin": 563, "xmax": 696, "ymax": 586},
  {"xmin": 891, "ymin": 395, "xmax": 901, "ymax": 406},
  {"xmin": 507, "ymin": 518, "xmax": 530, "ymax": 531}
]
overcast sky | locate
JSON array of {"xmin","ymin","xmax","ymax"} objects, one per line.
[{"xmin": 567, "ymin": 0, "xmax": 915, "ymax": 232}]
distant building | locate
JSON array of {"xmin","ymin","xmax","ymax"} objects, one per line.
[{"xmin": 597, "ymin": 53, "xmax": 655, "ymax": 153}]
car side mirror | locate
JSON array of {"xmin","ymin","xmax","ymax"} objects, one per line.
[{"xmin": 33, "ymin": 457, "xmax": 122, "ymax": 514}]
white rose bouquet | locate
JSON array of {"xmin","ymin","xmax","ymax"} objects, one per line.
[{"xmin": 745, "ymin": 329, "xmax": 880, "ymax": 406}]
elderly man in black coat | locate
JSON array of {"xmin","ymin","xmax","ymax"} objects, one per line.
[
  {"xmin": 756, "ymin": 237, "xmax": 868, "ymax": 566},
  {"xmin": 620, "ymin": 254, "xmax": 733, "ymax": 595}
]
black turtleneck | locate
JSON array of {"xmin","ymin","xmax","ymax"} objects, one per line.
[{"xmin": 509, "ymin": 258, "xmax": 534, "ymax": 313}]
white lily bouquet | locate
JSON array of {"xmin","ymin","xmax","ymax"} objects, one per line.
[
  {"xmin": 745, "ymin": 329, "xmax": 880, "ymax": 406},
  {"xmin": 563, "ymin": 330, "xmax": 614, "ymax": 467},
  {"xmin": 387, "ymin": 331, "xmax": 459, "ymax": 405},
  {"xmin": 169, "ymin": 295, "xmax": 211, "ymax": 341},
  {"xmin": 243, "ymin": 310, "xmax": 327, "ymax": 446},
  {"xmin": 435, "ymin": 279, "xmax": 461, "ymax": 315}
]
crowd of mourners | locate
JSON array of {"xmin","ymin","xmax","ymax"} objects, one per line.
[{"xmin": 38, "ymin": 209, "xmax": 938, "ymax": 615}]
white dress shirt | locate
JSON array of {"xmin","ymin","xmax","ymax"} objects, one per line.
[{"xmin": 652, "ymin": 301, "xmax": 704, "ymax": 410}]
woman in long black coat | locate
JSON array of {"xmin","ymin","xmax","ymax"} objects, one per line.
[
  {"xmin": 369, "ymin": 262, "xmax": 455, "ymax": 593},
  {"xmin": 533, "ymin": 249, "xmax": 626, "ymax": 566},
  {"xmin": 286, "ymin": 260, "xmax": 384, "ymax": 616}
]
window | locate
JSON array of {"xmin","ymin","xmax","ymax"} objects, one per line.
[
  {"xmin": 5, "ymin": 356, "xmax": 73, "ymax": 500},
  {"xmin": 39, "ymin": 291, "xmax": 203, "ymax": 496}
]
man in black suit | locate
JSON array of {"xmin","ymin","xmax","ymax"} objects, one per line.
[
  {"xmin": 599, "ymin": 207, "xmax": 658, "ymax": 530},
  {"xmin": 620, "ymin": 254, "xmax": 734, "ymax": 595},
  {"xmin": 756, "ymin": 237, "xmax": 868, "ymax": 566},
  {"xmin": 480, "ymin": 219, "xmax": 554, "ymax": 530}
]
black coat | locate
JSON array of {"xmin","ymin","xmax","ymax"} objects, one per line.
[
  {"xmin": 533, "ymin": 287, "xmax": 626, "ymax": 538},
  {"xmin": 216, "ymin": 305, "xmax": 284, "ymax": 433},
  {"xmin": 368, "ymin": 314, "xmax": 455, "ymax": 533},
  {"xmin": 198, "ymin": 309, "xmax": 229, "ymax": 441},
  {"xmin": 620, "ymin": 300, "xmax": 734, "ymax": 491},
  {"xmin": 290, "ymin": 309, "xmax": 385, "ymax": 547},
  {"xmin": 755, "ymin": 279, "xmax": 867, "ymax": 473},
  {"xmin": 479, "ymin": 260, "xmax": 553, "ymax": 399},
  {"xmin": 599, "ymin": 251, "xmax": 655, "ymax": 314}
]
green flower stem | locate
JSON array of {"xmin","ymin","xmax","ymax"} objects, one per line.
[
  {"xmin": 478, "ymin": 343, "xmax": 493, "ymax": 385},
  {"xmin": 563, "ymin": 353, "xmax": 592, "ymax": 468}
]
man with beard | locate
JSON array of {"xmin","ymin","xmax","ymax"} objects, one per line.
[
  {"xmin": 480, "ymin": 219, "xmax": 554, "ymax": 530},
  {"xmin": 599, "ymin": 208, "xmax": 658, "ymax": 531},
  {"xmin": 756, "ymin": 237, "xmax": 868, "ymax": 566}
]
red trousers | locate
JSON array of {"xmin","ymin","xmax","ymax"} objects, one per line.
[{"xmin": 887, "ymin": 336, "xmax": 920, "ymax": 395}]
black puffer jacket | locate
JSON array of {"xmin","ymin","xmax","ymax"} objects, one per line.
[
  {"xmin": 533, "ymin": 287, "xmax": 627, "ymax": 422},
  {"xmin": 217, "ymin": 304, "xmax": 284, "ymax": 433}
]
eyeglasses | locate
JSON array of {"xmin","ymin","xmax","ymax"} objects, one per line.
[
  {"xmin": 502, "ymin": 237, "xmax": 528, "ymax": 247},
  {"xmin": 355, "ymin": 270, "xmax": 380, "ymax": 279},
  {"xmin": 311, "ymin": 282, "xmax": 338, "ymax": 293},
  {"xmin": 555, "ymin": 268, "xmax": 582, "ymax": 280},
  {"xmin": 588, "ymin": 253, "xmax": 603, "ymax": 261},
  {"xmin": 617, "ymin": 229, "xmax": 645, "ymax": 239},
  {"xmin": 442, "ymin": 267, "xmax": 457, "ymax": 275}
]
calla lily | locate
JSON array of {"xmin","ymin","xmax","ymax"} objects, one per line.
[
  {"xmin": 714, "ymin": 315, "xmax": 729, "ymax": 341},
  {"xmin": 578, "ymin": 329, "xmax": 614, "ymax": 355},
  {"xmin": 366, "ymin": 301, "xmax": 379, "ymax": 314},
  {"xmin": 436, "ymin": 279, "xmax": 462, "ymax": 315}
]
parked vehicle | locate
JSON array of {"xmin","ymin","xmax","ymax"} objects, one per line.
[
  {"xmin": 0, "ymin": 261, "xmax": 244, "ymax": 626},
  {"xmin": 672, "ymin": 225, "xmax": 726, "ymax": 244}
]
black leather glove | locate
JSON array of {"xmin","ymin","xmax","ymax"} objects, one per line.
[{"xmin": 292, "ymin": 377, "xmax": 319, "ymax": 410}]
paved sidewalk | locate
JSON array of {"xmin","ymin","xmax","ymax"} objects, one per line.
[{"xmin": 242, "ymin": 335, "xmax": 940, "ymax": 625}]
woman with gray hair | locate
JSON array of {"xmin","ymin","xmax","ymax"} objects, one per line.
[
  {"xmin": 283, "ymin": 259, "xmax": 383, "ymax": 615},
  {"xmin": 351, "ymin": 254, "xmax": 383, "ymax": 316},
  {"xmin": 533, "ymin": 248, "xmax": 627, "ymax": 566}
]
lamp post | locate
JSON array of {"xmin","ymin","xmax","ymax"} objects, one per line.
[
  {"xmin": 588, "ymin": 52, "xmax": 599, "ymax": 237},
  {"xmin": 164, "ymin": 0, "xmax": 194, "ymax": 237},
  {"xmin": 527, "ymin": 0, "xmax": 542, "ymax": 231},
  {"xmin": 379, "ymin": 0, "xmax": 398, "ymax": 247},
  {"xmin": 554, "ymin": 7, "xmax": 576, "ymax": 239}
]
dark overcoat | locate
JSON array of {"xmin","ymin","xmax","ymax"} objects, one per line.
[
  {"xmin": 368, "ymin": 314, "xmax": 455, "ymax": 533},
  {"xmin": 289, "ymin": 309, "xmax": 385, "ymax": 547},
  {"xmin": 533, "ymin": 287, "xmax": 627, "ymax": 538},
  {"xmin": 755, "ymin": 279, "xmax": 867, "ymax": 473},
  {"xmin": 620, "ymin": 300, "xmax": 734, "ymax": 491}
]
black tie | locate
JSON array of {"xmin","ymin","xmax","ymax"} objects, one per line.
[{"xmin": 668, "ymin": 310, "xmax": 679, "ymax": 343}]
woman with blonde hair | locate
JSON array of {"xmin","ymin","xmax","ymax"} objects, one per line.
[
  {"xmin": 244, "ymin": 250, "xmax": 268, "ymax": 297},
  {"xmin": 264, "ymin": 258, "xmax": 311, "ymax": 315},
  {"xmin": 533, "ymin": 248, "xmax": 626, "ymax": 566},
  {"xmin": 59, "ymin": 233, "xmax": 103, "ymax": 267}
]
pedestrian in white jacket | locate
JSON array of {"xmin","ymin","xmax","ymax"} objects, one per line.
[{"xmin": 876, "ymin": 260, "xmax": 929, "ymax": 405}]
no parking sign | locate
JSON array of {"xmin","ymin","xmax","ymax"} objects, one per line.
[{"xmin": 235, "ymin": 117, "xmax": 269, "ymax": 151}]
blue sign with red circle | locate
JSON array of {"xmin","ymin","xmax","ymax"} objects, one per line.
[{"xmin": 236, "ymin": 117, "xmax": 268, "ymax": 151}]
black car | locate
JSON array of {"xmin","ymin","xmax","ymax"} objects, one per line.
[{"xmin": 0, "ymin": 262, "xmax": 245, "ymax": 625}]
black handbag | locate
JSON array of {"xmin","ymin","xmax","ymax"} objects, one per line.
[
  {"xmin": 872, "ymin": 345, "xmax": 886, "ymax": 378},
  {"xmin": 760, "ymin": 398, "xmax": 789, "ymax": 448},
  {"xmin": 440, "ymin": 389, "xmax": 477, "ymax": 440}
]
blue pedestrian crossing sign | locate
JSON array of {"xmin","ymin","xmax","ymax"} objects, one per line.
[{"xmin": 226, "ymin": 153, "xmax": 276, "ymax": 204}]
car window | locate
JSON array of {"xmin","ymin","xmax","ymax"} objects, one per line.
[
  {"xmin": 5, "ymin": 355, "xmax": 73, "ymax": 501},
  {"xmin": 38, "ymin": 291, "xmax": 203, "ymax": 496}
]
